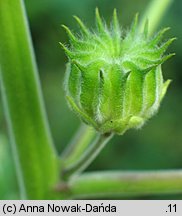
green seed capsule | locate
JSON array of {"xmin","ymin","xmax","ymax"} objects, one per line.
[{"xmin": 61, "ymin": 8, "xmax": 175, "ymax": 135}]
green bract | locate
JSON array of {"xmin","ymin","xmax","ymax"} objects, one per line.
[{"xmin": 61, "ymin": 9, "xmax": 175, "ymax": 135}]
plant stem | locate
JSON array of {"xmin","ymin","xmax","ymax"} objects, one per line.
[
  {"xmin": 62, "ymin": 133, "xmax": 113, "ymax": 180},
  {"xmin": 0, "ymin": 0, "xmax": 58, "ymax": 199},
  {"xmin": 61, "ymin": 125, "xmax": 96, "ymax": 167},
  {"xmin": 68, "ymin": 170, "xmax": 182, "ymax": 199},
  {"xmin": 139, "ymin": 0, "xmax": 173, "ymax": 35}
]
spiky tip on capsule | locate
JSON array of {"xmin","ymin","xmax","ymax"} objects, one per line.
[{"xmin": 60, "ymin": 9, "xmax": 175, "ymax": 135}]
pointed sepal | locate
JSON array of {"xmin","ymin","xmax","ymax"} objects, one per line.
[{"xmin": 73, "ymin": 15, "xmax": 89, "ymax": 36}]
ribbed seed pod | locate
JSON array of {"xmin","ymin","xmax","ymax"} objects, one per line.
[{"xmin": 61, "ymin": 8, "xmax": 175, "ymax": 135}]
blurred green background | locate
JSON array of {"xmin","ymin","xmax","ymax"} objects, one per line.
[{"xmin": 0, "ymin": 0, "xmax": 182, "ymax": 199}]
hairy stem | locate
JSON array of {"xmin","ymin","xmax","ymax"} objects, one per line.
[
  {"xmin": 68, "ymin": 170, "xmax": 182, "ymax": 199},
  {"xmin": 139, "ymin": 0, "xmax": 173, "ymax": 35},
  {"xmin": 0, "ymin": 0, "xmax": 58, "ymax": 199},
  {"xmin": 62, "ymin": 133, "xmax": 113, "ymax": 180},
  {"xmin": 61, "ymin": 125, "xmax": 96, "ymax": 167}
]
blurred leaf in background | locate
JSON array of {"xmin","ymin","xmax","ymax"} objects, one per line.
[{"xmin": 0, "ymin": 134, "xmax": 18, "ymax": 199}]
